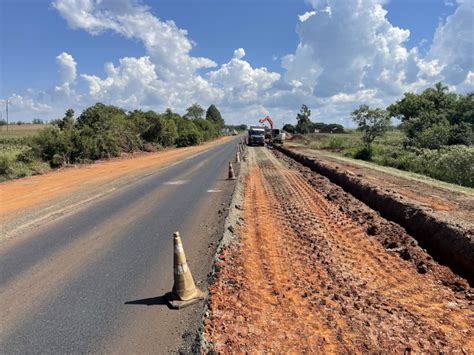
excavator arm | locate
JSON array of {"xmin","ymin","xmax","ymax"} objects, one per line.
[{"xmin": 258, "ymin": 116, "xmax": 274, "ymax": 130}]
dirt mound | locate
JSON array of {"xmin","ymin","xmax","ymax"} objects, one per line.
[{"xmin": 286, "ymin": 134, "xmax": 307, "ymax": 141}]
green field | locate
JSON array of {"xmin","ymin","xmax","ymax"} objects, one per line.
[{"xmin": 0, "ymin": 125, "xmax": 50, "ymax": 181}]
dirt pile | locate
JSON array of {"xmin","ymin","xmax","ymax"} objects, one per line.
[{"xmin": 203, "ymin": 147, "xmax": 473, "ymax": 352}]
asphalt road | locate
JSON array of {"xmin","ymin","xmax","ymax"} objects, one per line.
[{"xmin": 0, "ymin": 137, "xmax": 239, "ymax": 353}]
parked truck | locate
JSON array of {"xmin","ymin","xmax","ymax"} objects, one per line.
[{"xmin": 247, "ymin": 126, "xmax": 265, "ymax": 146}]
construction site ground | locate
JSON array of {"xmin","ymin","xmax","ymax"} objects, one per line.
[
  {"xmin": 285, "ymin": 143, "xmax": 474, "ymax": 228},
  {"xmin": 203, "ymin": 145, "xmax": 473, "ymax": 352}
]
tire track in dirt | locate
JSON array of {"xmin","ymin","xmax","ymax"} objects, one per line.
[{"xmin": 204, "ymin": 146, "xmax": 473, "ymax": 352}]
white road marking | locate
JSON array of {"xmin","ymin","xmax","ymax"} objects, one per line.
[
  {"xmin": 207, "ymin": 189, "xmax": 222, "ymax": 193},
  {"xmin": 164, "ymin": 180, "xmax": 189, "ymax": 185}
]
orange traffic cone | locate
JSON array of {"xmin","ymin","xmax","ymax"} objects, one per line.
[
  {"xmin": 228, "ymin": 161, "xmax": 236, "ymax": 180},
  {"xmin": 166, "ymin": 232, "xmax": 205, "ymax": 309},
  {"xmin": 236, "ymin": 151, "xmax": 241, "ymax": 163}
]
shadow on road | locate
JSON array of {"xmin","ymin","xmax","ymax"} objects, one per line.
[{"xmin": 125, "ymin": 294, "xmax": 171, "ymax": 308}]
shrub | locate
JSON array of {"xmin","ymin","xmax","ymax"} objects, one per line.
[
  {"xmin": 327, "ymin": 137, "xmax": 345, "ymax": 150},
  {"xmin": 0, "ymin": 156, "xmax": 12, "ymax": 176},
  {"xmin": 354, "ymin": 146, "xmax": 373, "ymax": 161},
  {"xmin": 448, "ymin": 122, "xmax": 472, "ymax": 145}
]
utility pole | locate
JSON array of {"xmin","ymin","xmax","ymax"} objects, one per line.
[
  {"xmin": 6, "ymin": 99, "xmax": 9, "ymax": 132},
  {"xmin": 1, "ymin": 99, "xmax": 10, "ymax": 132}
]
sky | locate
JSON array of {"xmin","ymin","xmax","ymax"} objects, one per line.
[{"xmin": 0, "ymin": 0, "xmax": 473, "ymax": 128}]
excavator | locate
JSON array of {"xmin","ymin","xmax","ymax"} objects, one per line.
[{"xmin": 258, "ymin": 116, "xmax": 285, "ymax": 144}]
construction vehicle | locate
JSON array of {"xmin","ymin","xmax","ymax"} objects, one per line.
[
  {"xmin": 247, "ymin": 126, "xmax": 265, "ymax": 146},
  {"xmin": 258, "ymin": 116, "xmax": 286, "ymax": 144}
]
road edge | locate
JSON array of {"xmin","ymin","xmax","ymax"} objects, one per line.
[{"xmin": 197, "ymin": 151, "xmax": 247, "ymax": 352}]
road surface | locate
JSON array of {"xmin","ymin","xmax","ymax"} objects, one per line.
[{"xmin": 0, "ymin": 137, "xmax": 239, "ymax": 353}]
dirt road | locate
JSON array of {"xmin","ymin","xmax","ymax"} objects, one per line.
[
  {"xmin": 204, "ymin": 146, "xmax": 473, "ymax": 352},
  {"xmin": 0, "ymin": 137, "xmax": 239, "ymax": 352}
]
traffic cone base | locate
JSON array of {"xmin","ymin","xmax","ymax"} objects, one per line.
[
  {"xmin": 167, "ymin": 232, "xmax": 205, "ymax": 309},
  {"xmin": 165, "ymin": 289, "xmax": 205, "ymax": 309}
]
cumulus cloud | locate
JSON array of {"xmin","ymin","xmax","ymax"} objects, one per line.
[
  {"xmin": 7, "ymin": 0, "xmax": 473, "ymax": 125},
  {"xmin": 52, "ymin": 0, "xmax": 216, "ymax": 81},
  {"xmin": 9, "ymin": 93, "xmax": 52, "ymax": 113},
  {"xmin": 426, "ymin": 0, "xmax": 474, "ymax": 87},
  {"xmin": 55, "ymin": 52, "xmax": 77, "ymax": 95},
  {"xmin": 209, "ymin": 49, "xmax": 280, "ymax": 104},
  {"xmin": 284, "ymin": 0, "xmax": 419, "ymax": 97}
]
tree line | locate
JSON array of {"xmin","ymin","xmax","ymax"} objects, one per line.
[
  {"xmin": 351, "ymin": 82, "xmax": 473, "ymax": 159},
  {"xmin": 23, "ymin": 102, "xmax": 225, "ymax": 167},
  {"xmin": 283, "ymin": 105, "xmax": 345, "ymax": 134}
]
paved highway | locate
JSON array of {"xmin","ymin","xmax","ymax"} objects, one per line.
[{"xmin": 0, "ymin": 137, "xmax": 239, "ymax": 352}]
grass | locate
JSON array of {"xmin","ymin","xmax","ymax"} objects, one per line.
[
  {"xmin": 298, "ymin": 147, "xmax": 474, "ymax": 194},
  {"xmin": 300, "ymin": 130, "xmax": 474, "ymax": 188},
  {"xmin": 0, "ymin": 125, "xmax": 50, "ymax": 182}
]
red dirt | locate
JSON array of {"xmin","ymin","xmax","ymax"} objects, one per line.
[
  {"xmin": 288, "ymin": 144, "xmax": 474, "ymax": 224},
  {"xmin": 204, "ymin": 147, "xmax": 473, "ymax": 352}
]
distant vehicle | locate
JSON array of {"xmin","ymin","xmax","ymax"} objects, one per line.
[
  {"xmin": 272, "ymin": 129, "xmax": 286, "ymax": 144},
  {"xmin": 258, "ymin": 116, "xmax": 286, "ymax": 144},
  {"xmin": 247, "ymin": 126, "xmax": 265, "ymax": 146}
]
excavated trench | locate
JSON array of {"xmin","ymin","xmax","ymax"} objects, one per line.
[
  {"xmin": 273, "ymin": 144, "xmax": 474, "ymax": 285},
  {"xmin": 203, "ymin": 146, "xmax": 473, "ymax": 352}
]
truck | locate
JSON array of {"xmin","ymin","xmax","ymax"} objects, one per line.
[
  {"xmin": 258, "ymin": 116, "xmax": 286, "ymax": 144},
  {"xmin": 247, "ymin": 126, "xmax": 265, "ymax": 146},
  {"xmin": 271, "ymin": 128, "xmax": 286, "ymax": 144}
]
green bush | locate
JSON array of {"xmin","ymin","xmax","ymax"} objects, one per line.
[
  {"xmin": 327, "ymin": 137, "xmax": 345, "ymax": 150},
  {"xmin": 0, "ymin": 156, "xmax": 12, "ymax": 176},
  {"xmin": 354, "ymin": 146, "xmax": 373, "ymax": 161}
]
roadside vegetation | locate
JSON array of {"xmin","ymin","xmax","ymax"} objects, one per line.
[
  {"xmin": 288, "ymin": 83, "xmax": 473, "ymax": 187},
  {"xmin": 0, "ymin": 102, "xmax": 227, "ymax": 182}
]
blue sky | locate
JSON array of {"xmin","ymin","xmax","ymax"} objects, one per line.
[{"xmin": 0, "ymin": 0, "xmax": 472, "ymax": 126}]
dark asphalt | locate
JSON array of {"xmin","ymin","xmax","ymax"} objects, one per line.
[{"xmin": 0, "ymin": 137, "xmax": 239, "ymax": 353}]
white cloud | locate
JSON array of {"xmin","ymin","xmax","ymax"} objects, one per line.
[
  {"xmin": 209, "ymin": 49, "xmax": 280, "ymax": 104},
  {"xmin": 426, "ymin": 0, "xmax": 474, "ymax": 87},
  {"xmin": 52, "ymin": 0, "xmax": 216, "ymax": 81},
  {"xmin": 299, "ymin": 11, "xmax": 316, "ymax": 22},
  {"xmin": 54, "ymin": 52, "xmax": 77, "ymax": 96},
  {"xmin": 9, "ymin": 93, "xmax": 52, "ymax": 113},
  {"xmin": 285, "ymin": 0, "xmax": 416, "ymax": 98},
  {"xmin": 7, "ymin": 0, "xmax": 473, "ymax": 125}
]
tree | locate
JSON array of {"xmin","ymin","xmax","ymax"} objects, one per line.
[
  {"xmin": 54, "ymin": 109, "xmax": 75, "ymax": 131},
  {"xmin": 296, "ymin": 104, "xmax": 312, "ymax": 134},
  {"xmin": 351, "ymin": 104, "xmax": 391, "ymax": 149},
  {"xmin": 184, "ymin": 103, "xmax": 205, "ymax": 120},
  {"xmin": 206, "ymin": 104, "xmax": 225, "ymax": 128},
  {"xmin": 32, "ymin": 118, "xmax": 44, "ymax": 124},
  {"xmin": 282, "ymin": 123, "xmax": 296, "ymax": 133}
]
